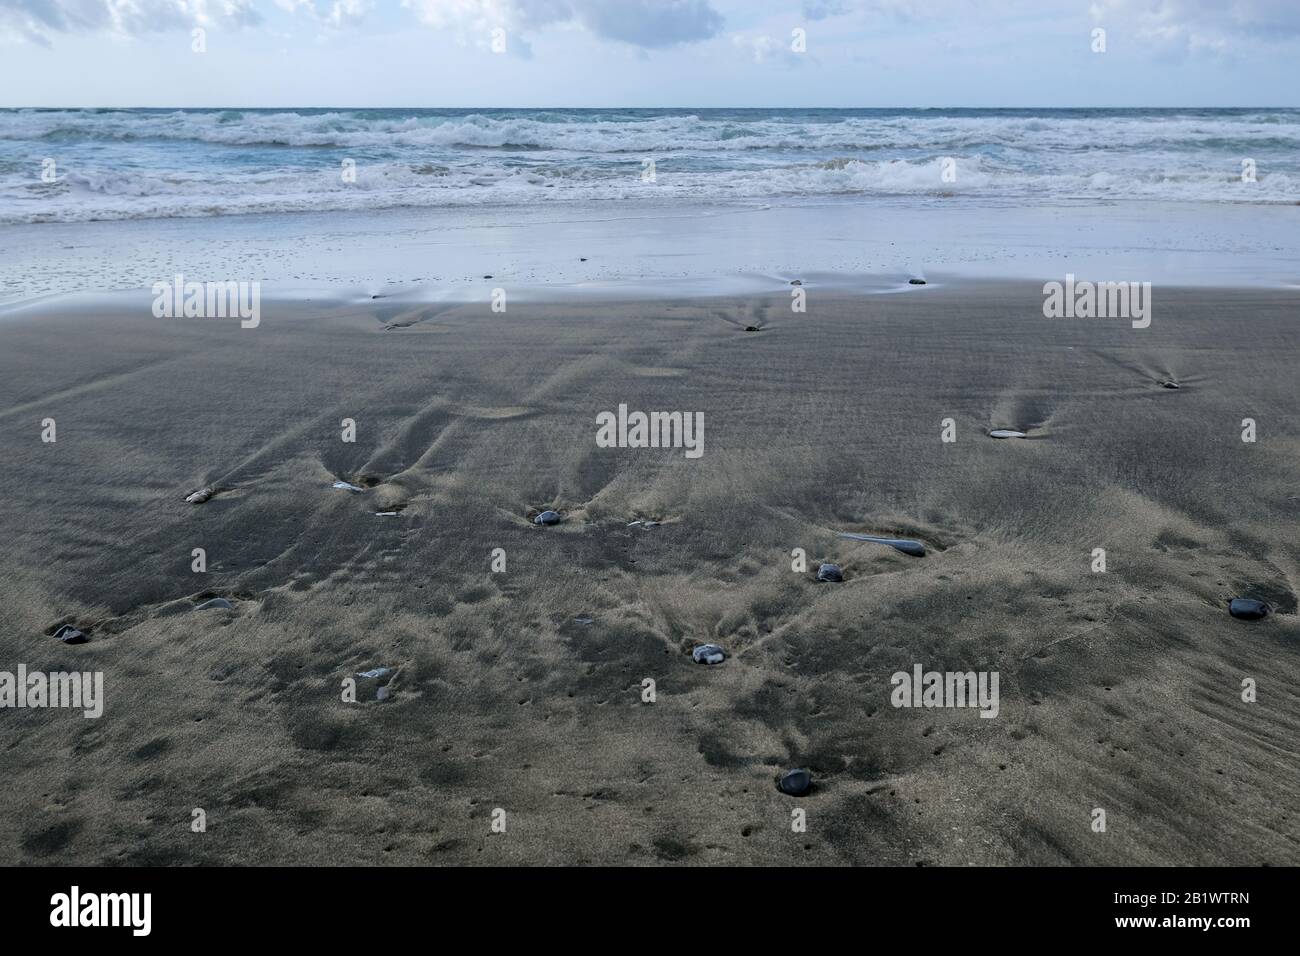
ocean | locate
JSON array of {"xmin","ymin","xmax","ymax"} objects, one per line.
[{"xmin": 2, "ymin": 107, "xmax": 1298, "ymax": 224}]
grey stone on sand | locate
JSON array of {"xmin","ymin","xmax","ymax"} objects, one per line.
[
  {"xmin": 988, "ymin": 429, "xmax": 1027, "ymax": 439},
  {"xmin": 333, "ymin": 480, "xmax": 365, "ymax": 493},
  {"xmin": 1229, "ymin": 598, "xmax": 1271, "ymax": 621},
  {"xmin": 1160, "ymin": 380, "xmax": 1180, "ymax": 389},
  {"xmin": 184, "ymin": 487, "xmax": 213, "ymax": 504},
  {"xmin": 837, "ymin": 532, "xmax": 926, "ymax": 557},
  {"xmin": 355, "ymin": 666, "xmax": 394, "ymax": 702},
  {"xmin": 692, "ymin": 643, "xmax": 726, "ymax": 665},
  {"xmin": 195, "ymin": 597, "xmax": 234, "ymax": 611},
  {"xmin": 778, "ymin": 768, "xmax": 812, "ymax": 796},
  {"xmin": 816, "ymin": 562, "xmax": 844, "ymax": 582},
  {"xmin": 534, "ymin": 510, "xmax": 562, "ymax": 525},
  {"xmin": 53, "ymin": 624, "xmax": 88, "ymax": 645}
]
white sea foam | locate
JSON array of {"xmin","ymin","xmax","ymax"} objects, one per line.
[{"xmin": 2, "ymin": 108, "xmax": 1298, "ymax": 223}]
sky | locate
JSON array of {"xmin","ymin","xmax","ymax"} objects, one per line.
[{"xmin": 0, "ymin": 0, "xmax": 1298, "ymax": 108}]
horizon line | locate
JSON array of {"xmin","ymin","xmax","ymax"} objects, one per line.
[{"xmin": 2, "ymin": 104, "xmax": 1297, "ymax": 111}]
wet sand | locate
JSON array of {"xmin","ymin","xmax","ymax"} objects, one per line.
[{"xmin": 1, "ymin": 281, "xmax": 1297, "ymax": 865}]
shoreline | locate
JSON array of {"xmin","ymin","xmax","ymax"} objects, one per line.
[{"xmin": 2, "ymin": 197, "xmax": 1298, "ymax": 307}]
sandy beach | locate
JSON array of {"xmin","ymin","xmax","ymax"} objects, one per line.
[{"xmin": 2, "ymin": 279, "xmax": 1296, "ymax": 865}]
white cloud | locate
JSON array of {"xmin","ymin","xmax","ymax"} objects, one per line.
[
  {"xmin": 0, "ymin": 0, "xmax": 260, "ymax": 44},
  {"xmin": 401, "ymin": 0, "xmax": 724, "ymax": 49},
  {"xmin": 275, "ymin": 0, "xmax": 371, "ymax": 29},
  {"xmin": 1087, "ymin": 0, "xmax": 1300, "ymax": 57},
  {"xmin": 731, "ymin": 31, "xmax": 808, "ymax": 67}
]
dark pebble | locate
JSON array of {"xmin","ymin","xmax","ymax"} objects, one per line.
[
  {"xmin": 744, "ymin": 325, "xmax": 760, "ymax": 332},
  {"xmin": 53, "ymin": 624, "xmax": 88, "ymax": 645},
  {"xmin": 692, "ymin": 643, "xmax": 726, "ymax": 665},
  {"xmin": 355, "ymin": 666, "xmax": 394, "ymax": 702},
  {"xmin": 1229, "ymin": 598, "xmax": 1271, "ymax": 621},
  {"xmin": 1160, "ymin": 380, "xmax": 1180, "ymax": 389},
  {"xmin": 778, "ymin": 768, "xmax": 812, "ymax": 796},
  {"xmin": 908, "ymin": 278, "xmax": 926, "ymax": 285},
  {"xmin": 816, "ymin": 562, "xmax": 844, "ymax": 582},
  {"xmin": 534, "ymin": 510, "xmax": 562, "ymax": 525}
]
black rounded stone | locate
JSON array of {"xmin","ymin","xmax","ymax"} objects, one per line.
[
  {"xmin": 692, "ymin": 643, "xmax": 726, "ymax": 665},
  {"xmin": 816, "ymin": 562, "xmax": 844, "ymax": 582},
  {"xmin": 908, "ymin": 278, "xmax": 926, "ymax": 285},
  {"xmin": 1229, "ymin": 598, "xmax": 1271, "ymax": 621},
  {"xmin": 778, "ymin": 768, "xmax": 812, "ymax": 796},
  {"xmin": 533, "ymin": 510, "xmax": 562, "ymax": 525},
  {"xmin": 53, "ymin": 624, "xmax": 88, "ymax": 645}
]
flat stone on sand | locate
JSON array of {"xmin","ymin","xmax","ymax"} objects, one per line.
[
  {"xmin": 908, "ymin": 278, "xmax": 926, "ymax": 285},
  {"xmin": 837, "ymin": 532, "xmax": 926, "ymax": 557},
  {"xmin": 1229, "ymin": 598, "xmax": 1271, "ymax": 621},
  {"xmin": 692, "ymin": 643, "xmax": 726, "ymax": 665},
  {"xmin": 534, "ymin": 510, "xmax": 562, "ymax": 525},
  {"xmin": 184, "ymin": 487, "xmax": 213, "ymax": 504},
  {"xmin": 988, "ymin": 429, "xmax": 1027, "ymax": 439},
  {"xmin": 778, "ymin": 768, "xmax": 812, "ymax": 796},
  {"xmin": 1160, "ymin": 380, "xmax": 1181, "ymax": 389},
  {"xmin": 355, "ymin": 666, "xmax": 395, "ymax": 702},
  {"xmin": 333, "ymin": 480, "xmax": 365, "ymax": 492},
  {"xmin": 53, "ymin": 624, "xmax": 88, "ymax": 645},
  {"xmin": 816, "ymin": 562, "xmax": 844, "ymax": 582},
  {"xmin": 195, "ymin": 598, "xmax": 234, "ymax": 611}
]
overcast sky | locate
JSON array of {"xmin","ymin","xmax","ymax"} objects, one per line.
[{"xmin": 1, "ymin": 0, "xmax": 1298, "ymax": 108}]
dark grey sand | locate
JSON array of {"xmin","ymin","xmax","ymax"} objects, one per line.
[{"xmin": 1, "ymin": 282, "xmax": 1297, "ymax": 865}]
